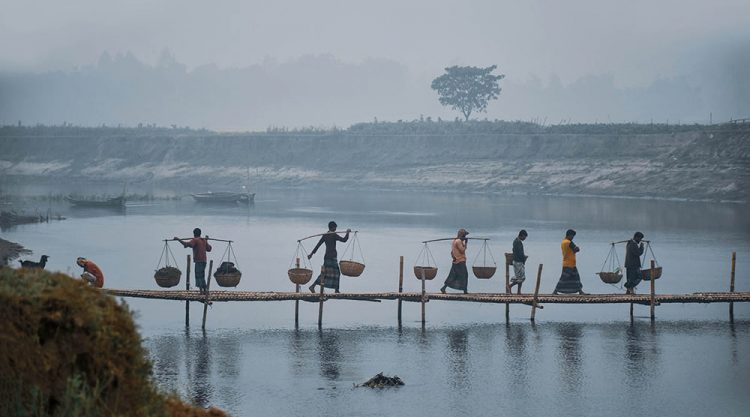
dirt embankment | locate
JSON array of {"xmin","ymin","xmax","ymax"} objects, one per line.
[{"xmin": 2, "ymin": 127, "xmax": 749, "ymax": 201}]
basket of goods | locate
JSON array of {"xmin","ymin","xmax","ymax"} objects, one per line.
[
  {"xmin": 212, "ymin": 241, "xmax": 242, "ymax": 287},
  {"xmin": 472, "ymin": 239, "xmax": 497, "ymax": 279},
  {"xmin": 413, "ymin": 266, "xmax": 438, "ymax": 280},
  {"xmin": 414, "ymin": 242, "xmax": 439, "ymax": 280},
  {"xmin": 339, "ymin": 232, "xmax": 366, "ymax": 277},
  {"xmin": 597, "ymin": 271, "xmax": 623, "ymax": 284},
  {"xmin": 641, "ymin": 266, "xmax": 662, "ymax": 281},
  {"xmin": 473, "ymin": 266, "xmax": 496, "ymax": 279},
  {"xmin": 154, "ymin": 241, "xmax": 181, "ymax": 288},
  {"xmin": 597, "ymin": 243, "xmax": 623, "ymax": 284},
  {"xmin": 214, "ymin": 261, "xmax": 242, "ymax": 287},
  {"xmin": 640, "ymin": 242, "xmax": 663, "ymax": 281},
  {"xmin": 155, "ymin": 266, "xmax": 181, "ymax": 288},
  {"xmin": 339, "ymin": 260, "xmax": 365, "ymax": 277},
  {"xmin": 288, "ymin": 267, "xmax": 313, "ymax": 285},
  {"xmin": 288, "ymin": 241, "xmax": 314, "ymax": 285}
]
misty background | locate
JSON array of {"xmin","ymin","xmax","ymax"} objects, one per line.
[{"xmin": 1, "ymin": 0, "xmax": 749, "ymax": 131}]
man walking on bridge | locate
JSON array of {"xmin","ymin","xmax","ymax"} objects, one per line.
[
  {"xmin": 175, "ymin": 228, "xmax": 212, "ymax": 294},
  {"xmin": 553, "ymin": 229, "xmax": 587, "ymax": 295}
]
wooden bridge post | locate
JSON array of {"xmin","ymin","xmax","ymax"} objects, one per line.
[
  {"xmin": 398, "ymin": 256, "xmax": 404, "ymax": 325},
  {"xmin": 505, "ymin": 255, "xmax": 511, "ymax": 321},
  {"xmin": 531, "ymin": 264, "xmax": 543, "ymax": 321},
  {"xmin": 295, "ymin": 258, "xmax": 300, "ymax": 328},
  {"xmin": 420, "ymin": 267, "xmax": 426, "ymax": 326},
  {"xmin": 318, "ymin": 265, "xmax": 325, "ymax": 328},
  {"xmin": 201, "ymin": 260, "xmax": 214, "ymax": 331},
  {"xmin": 730, "ymin": 251, "xmax": 736, "ymax": 322},
  {"xmin": 186, "ymin": 255, "xmax": 191, "ymax": 327},
  {"xmin": 649, "ymin": 260, "xmax": 656, "ymax": 320}
]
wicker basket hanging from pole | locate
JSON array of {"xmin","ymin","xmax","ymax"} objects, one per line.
[
  {"xmin": 154, "ymin": 240, "xmax": 181, "ymax": 288},
  {"xmin": 472, "ymin": 239, "xmax": 497, "ymax": 279},
  {"xmin": 214, "ymin": 241, "xmax": 242, "ymax": 287},
  {"xmin": 640, "ymin": 242, "xmax": 663, "ymax": 280},
  {"xmin": 339, "ymin": 231, "xmax": 366, "ymax": 277},
  {"xmin": 414, "ymin": 242, "xmax": 438, "ymax": 280},
  {"xmin": 288, "ymin": 241, "xmax": 313, "ymax": 285},
  {"xmin": 596, "ymin": 243, "xmax": 623, "ymax": 284}
]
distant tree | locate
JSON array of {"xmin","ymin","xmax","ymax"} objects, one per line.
[{"xmin": 431, "ymin": 65, "xmax": 505, "ymax": 121}]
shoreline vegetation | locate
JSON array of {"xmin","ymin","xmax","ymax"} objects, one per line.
[
  {"xmin": 3, "ymin": 118, "xmax": 748, "ymax": 135},
  {"xmin": 0, "ymin": 267, "xmax": 227, "ymax": 417},
  {"xmin": 0, "ymin": 237, "xmax": 31, "ymax": 266},
  {"xmin": 2, "ymin": 120, "xmax": 749, "ymax": 203}
]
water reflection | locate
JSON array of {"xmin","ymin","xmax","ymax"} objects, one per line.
[
  {"xmin": 504, "ymin": 323, "xmax": 529, "ymax": 392},
  {"xmin": 317, "ymin": 330, "xmax": 341, "ymax": 381},
  {"xmin": 446, "ymin": 328, "xmax": 471, "ymax": 392},
  {"xmin": 288, "ymin": 329, "xmax": 309, "ymax": 377},
  {"xmin": 189, "ymin": 333, "xmax": 212, "ymax": 407},
  {"xmin": 555, "ymin": 323, "xmax": 583, "ymax": 396},
  {"xmin": 150, "ymin": 334, "xmax": 181, "ymax": 393},
  {"xmin": 137, "ymin": 322, "xmax": 750, "ymax": 417}
]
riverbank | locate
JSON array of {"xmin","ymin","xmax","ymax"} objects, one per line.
[
  {"xmin": 0, "ymin": 237, "xmax": 30, "ymax": 266},
  {"xmin": 2, "ymin": 122, "xmax": 748, "ymax": 202},
  {"xmin": 0, "ymin": 268, "xmax": 227, "ymax": 417}
]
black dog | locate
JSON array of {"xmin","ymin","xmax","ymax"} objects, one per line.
[{"xmin": 19, "ymin": 255, "xmax": 49, "ymax": 269}]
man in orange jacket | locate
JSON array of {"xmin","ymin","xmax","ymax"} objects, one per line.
[{"xmin": 77, "ymin": 257, "xmax": 104, "ymax": 288}]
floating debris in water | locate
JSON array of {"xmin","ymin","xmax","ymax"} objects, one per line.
[{"xmin": 357, "ymin": 372, "xmax": 405, "ymax": 388}]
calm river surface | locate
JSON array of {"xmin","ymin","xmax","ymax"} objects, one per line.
[{"xmin": 3, "ymin": 187, "xmax": 749, "ymax": 416}]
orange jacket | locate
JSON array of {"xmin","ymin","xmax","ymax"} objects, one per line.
[
  {"xmin": 561, "ymin": 238, "xmax": 578, "ymax": 268},
  {"xmin": 82, "ymin": 260, "xmax": 104, "ymax": 288}
]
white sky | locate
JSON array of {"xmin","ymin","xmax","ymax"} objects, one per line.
[{"xmin": 1, "ymin": 0, "xmax": 749, "ymax": 86}]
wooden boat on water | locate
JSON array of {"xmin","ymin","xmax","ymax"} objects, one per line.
[
  {"xmin": 65, "ymin": 195, "xmax": 126, "ymax": 208},
  {"xmin": 191, "ymin": 192, "xmax": 255, "ymax": 204}
]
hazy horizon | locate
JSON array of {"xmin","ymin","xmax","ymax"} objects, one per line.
[{"xmin": 1, "ymin": 0, "xmax": 749, "ymax": 130}]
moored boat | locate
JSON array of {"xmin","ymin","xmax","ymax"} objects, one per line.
[
  {"xmin": 190, "ymin": 192, "xmax": 255, "ymax": 204},
  {"xmin": 65, "ymin": 195, "xmax": 126, "ymax": 208}
]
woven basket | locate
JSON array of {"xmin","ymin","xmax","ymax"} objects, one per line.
[
  {"xmin": 641, "ymin": 267, "xmax": 663, "ymax": 281},
  {"xmin": 214, "ymin": 271, "xmax": 241, "ymax": 287},
  {"xmin": 414, "ymin": 266, "xmax": 438, "ymax": 280},
  {"xmin": 154, "ymin": 267, "xmax": 181, "ymax": 288},
  {"xmin": 473, "ymin": 266, "xmax": 497, "ymax": 279},
  {"xmin": 597, "ymin": 271, "xmax": 623, "ymax": 284},
  {"xmin": 504, "ymin": 253, "xmax": 514, "ymax": 265},
  {"xmin": 339, "ymin": 260, "xmax": 365, "ymax": 277},
  {"xmin": 288, "ymin": 268, "xmax": 313, "ymax": 285}
]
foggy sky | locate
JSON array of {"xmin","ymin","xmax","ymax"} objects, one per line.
[
  {"xmin": 1, "ymin": 1, "xmax": 749, "ymax": 129},
  {"xmin": 2, "ymin": 1, "xmax": 747, "ymax": 84}
]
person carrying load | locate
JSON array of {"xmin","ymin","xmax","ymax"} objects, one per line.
[
  {"xmin": 308, "ymin": 221, "xmax": 350, "ymax": 294},
  {"xmin": 440, "ymin": 228, "xmax": 470, "ymax": 294},
  {"xmin": 174, "ymin": 228, "xmax": 212, "ymax": 293},
  {"xmin": 624, "ymin": 232, "xmax": 645, "ymax": 294}
]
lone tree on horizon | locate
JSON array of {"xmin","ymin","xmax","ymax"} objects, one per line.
[{"xmin": 431, "ymin": 65, "xmax": 505, "ymax": 121}]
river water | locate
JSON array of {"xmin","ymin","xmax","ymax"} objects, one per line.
[{"xmin": 3, "ymin": 187, "xmax": 749, "ymax": 416}]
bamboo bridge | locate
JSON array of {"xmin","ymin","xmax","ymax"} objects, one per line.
[{"xmin": 105, "ymin": 252, "xmax": 746, "ymax": 330}]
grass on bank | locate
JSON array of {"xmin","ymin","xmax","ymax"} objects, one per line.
[{"xmin": 0, "ymin": 267, "xmax": 227, "ymax": 417}]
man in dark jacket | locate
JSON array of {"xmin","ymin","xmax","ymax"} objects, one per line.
[
  {"xmin": 624, "ymin": 232, "xmax": 645, "ymax": 294},
  {"xmin": 308, "ymin": 221, "xmax": 350, "ymax": 293},
  {"xmin": 509, "ymin": 230, "xmax": 528, "ymax": 294}
]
